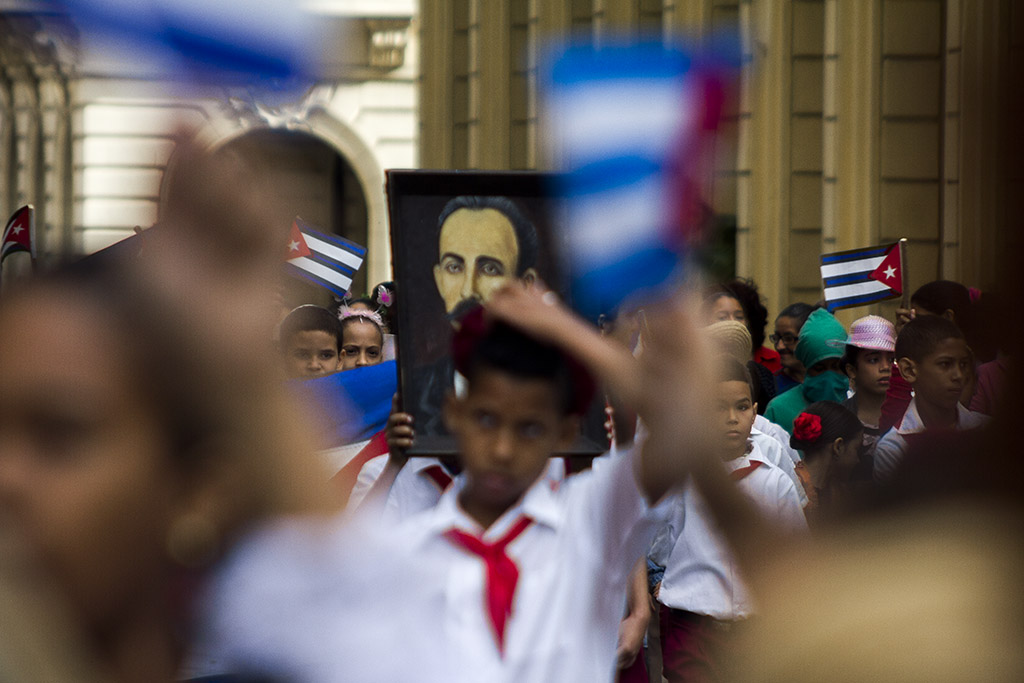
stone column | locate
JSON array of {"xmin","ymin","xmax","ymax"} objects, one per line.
[
  {"xmin": 957, "ymin": 0, "xmax": 1009, "ymax": 288},
  {"xmin": 419, "ymin": 0, "xmax": 455, "ymax": 168},
  {"xmin": 738, "ymin": 0, "xmax": 791, "ymax": 313},
  {"xmin": 823, "ymin": 0, "xmax": 881, "ymax": 323},
  {"xmin": 476, "ymin": 0, "xmax": 511, "ymax": 169}
]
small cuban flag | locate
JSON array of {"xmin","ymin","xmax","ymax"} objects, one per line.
[
  {"xmin": 820, "ymin": 241, "xmax": 905, "ymax": 312},
  {"xmin": 1, "ymin": 205, "xmax": 34, "ymax": 267},
  {"xmin": 284, "ymin": 218, "xmax": 366, "ymax": 298}
]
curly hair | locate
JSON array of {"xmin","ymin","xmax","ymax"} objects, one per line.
[{"xmin": 707, "ymin": 278, "xmax": 770, "ymax": 351}]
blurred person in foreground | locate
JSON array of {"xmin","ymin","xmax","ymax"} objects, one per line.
[{"xmin": 0, "ymin": 140, "xmax": 344, "ymax": 682}]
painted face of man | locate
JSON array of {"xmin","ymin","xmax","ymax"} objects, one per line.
[{"xmin": 434, "ymin": 208, "xmax": 533, "ymax": 318}]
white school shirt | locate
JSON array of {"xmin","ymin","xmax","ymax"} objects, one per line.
[
  {"xmin": 351, "ymin": 456, "xmax": 568, "ymax": 523},
  {"xmin": 392, "ymin": 445, "xmax": 665, "ymax": 683},
  {"xmin": 750, "ymin": 427, "xmax": 808, "ymax": 508},
  {"xmin": 873, "ymin": 397, "xmax": 989, "ymax": 483},
  {"xmin": 754, "ymin": 414, "xmax": 802, "ymax": 466},
  {"xmin": 349, "ymin": 454, "xmax": 453, "ymax": 521},
  {"xmin": 186, "ymin": 514, "xmax": 434, "ymax": 683},
  {"xmin": 652, "ymin": 441, "xmax": 807, "ymax": 621}
]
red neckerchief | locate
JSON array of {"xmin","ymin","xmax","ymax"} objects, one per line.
[
  {"xmin": 330, "ymin": 430, "xmax": 389, "ymax": 500},
  {"xmin": 422, "ymin": 464, "xmax": 453, "ymax": 492},
  {"xmin": 443, "ymin": 516, "xmax": 533, "ymax": 655},
  {"xmin": 729, "ymin": 460, "xmax": 763, "ymax": 482}
]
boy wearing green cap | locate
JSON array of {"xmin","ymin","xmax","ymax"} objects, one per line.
[{"xmin": 764, "ymin": 308, "xmax": 849, "ymax": 434}]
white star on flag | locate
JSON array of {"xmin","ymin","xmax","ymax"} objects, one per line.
[
  {"xmin": 819, "ymin": 241, "xmax": 903, "ymax": 311},
  {"xmin": 284, "ymin": 217, "xmax": 366, "ymax": 298},
  {"xmin": 2, "ymin": 205, "xmax": 34, "ymax": 266}
]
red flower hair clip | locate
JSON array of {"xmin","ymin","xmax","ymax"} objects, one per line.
[{"xmin": 793, "ymin": 412, "xmax": 822, "ymax": 442}]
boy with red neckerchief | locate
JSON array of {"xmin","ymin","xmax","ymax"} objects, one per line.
[
  {"xmin": 650, "ymin": 356, "xmax": 807, "ymax": 683},
  {"xmin": 388, "ymin": 284, "xmax": 714, "ymax": 683},
  {"xmin": 874, "ymin": 316, "xmax": 988, "ymax": 483}
]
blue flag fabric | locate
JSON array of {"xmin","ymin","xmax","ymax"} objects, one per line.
[
  {"xmin": 290, "ymin": 360, "xmax": 397, "ymax": 449},
  {"xmin": 61, "ymin": 0, "xmax": 315, "ymax": 90},
  {"xmin": 542, "ymin": 42, "xmax": 694, "ymax": 319}
]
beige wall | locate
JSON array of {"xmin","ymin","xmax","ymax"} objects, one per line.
[
  {"xmin": 0, "ymin": 4, "xmax": 418, "ymax": 289},
  {"xmin": 419, "ymin": 0, "xmax": 1017, "ymax": 323}
]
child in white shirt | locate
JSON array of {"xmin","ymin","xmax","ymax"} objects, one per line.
[
  {"xmin": 651, "ymin": 356, "xmax": 807, "ymax": 683},
  {"xmin": 874, "ymin": 315, "xmax": 989, "ymax": 482},
  {"xmin": 387, "ymin": 286, "xmax": 711, "ymax": 683}
]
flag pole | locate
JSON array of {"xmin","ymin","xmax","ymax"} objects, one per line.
[{"xmin": 898, "ymin": 238, "xmax": 909, "ymax": 308}]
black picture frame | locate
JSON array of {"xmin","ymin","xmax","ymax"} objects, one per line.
[{"xmin": 386, "ymin": 169, "xmax": 607, "ymax": 457}]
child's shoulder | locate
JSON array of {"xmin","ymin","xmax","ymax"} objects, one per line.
[{"xmin": 959, "ymin": 406, "xmax": 990, "ymax": 431}]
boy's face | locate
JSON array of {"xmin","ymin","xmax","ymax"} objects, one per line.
[
  {"xmin": 444, "ymin": 367, "xmax": 576, "ymax": 521},
  {"xmin": 899, "ymin": 337, "xmax": 970, "ymax": 410},
  {"xmin": 715, "ymin": 380, "xmax": 756, "ymax": 457},
  {"xmin": 846, "ymin": 349, "xmax": 895, "ymax": 396},
  {"xmin": 283, "ymin": 330, "xmax": 340, "ymax": 379}
]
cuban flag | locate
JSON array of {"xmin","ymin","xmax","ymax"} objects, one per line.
[
  {"xmin": 541, "ymin": 40, "xmax": 731, "ymax": 319},
  {"xmin": 284, "ymin": 218, "xmax": 366, "ymax": 299},
  {"xmin": 820, "ymin": 242, "xmax": 904, "ymax": 312},
  {"xmin": 289, "ymin": 360, "xmax": 397, "ymax": 497},
  {"xmin": 1, "ymin": 205, "xmax": 34, "ymax": 266}
]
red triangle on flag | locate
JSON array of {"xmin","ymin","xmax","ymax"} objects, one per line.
[
  {"xmin": 1, "ymin": 205, "xmax": 34, "ymax": 264},
  {"xmin": 285, "ymin": 219, "xmax": 312, "ymax": 260},
  {"xmin": 868, "ymin": 243, "xmax": 903, "ymax": 295}
]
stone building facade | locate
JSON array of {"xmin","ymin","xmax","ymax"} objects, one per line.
[
  {"xmin": 419, "ymin": 0, "xmax": 1021, "ymax": 323},
  {"xmin": 0, "ymin": 0, "xmax": 419, "ymax": 295}
]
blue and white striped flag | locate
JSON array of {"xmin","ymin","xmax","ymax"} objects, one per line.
[
  {"xmin": 541, "ymin": 40, "xmax": 731, "ymax": 319},
  {"xmin": 820, "ymin": 242, "xmax": 903, "ymax": 312},
  {"xmin": 285, "ymin": 218, "xmax": 366, "ymax": 298},
  {"xmin": 60, "ymin": 0, "xmax": 315, "ymax": 89}
]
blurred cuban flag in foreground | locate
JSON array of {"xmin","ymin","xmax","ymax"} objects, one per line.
[
  {"xmin": 542, "ymin": 39, "xmax": 733, "ymax": 319},
  {"xmin": 290, "ymin": 360, "xmax": 397, "ymax": 498},
  {"xmin": 58, "ymin": 0, "xmax": 316, "ymax": 90}
]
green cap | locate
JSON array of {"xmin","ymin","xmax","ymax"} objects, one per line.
[{"xmin": 795, "ymin": 308, "xmax": 847, "ymax": 369}]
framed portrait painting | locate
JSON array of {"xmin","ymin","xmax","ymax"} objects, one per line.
[{"xmin": 386, "ymin": 169, "xmax": 607, "ymax": 457}]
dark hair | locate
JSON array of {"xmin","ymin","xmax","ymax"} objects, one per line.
[
  {"xmin": 436, "ymin": 195, "xmax": 539, "ymax": 275},
  {"xmin": 776, "ymin": 302, "xmax": 816, "ymax": 329},
  {"xmin": 278, "ymin": 305, "xmax": 343, "ymax": 351},
  {"xmin": 911, "ymin": 280, "xmax": 971, "ymax": 320},
  {"xmin": 461, "ymin": 320, "xmax": 575, "ymax": 416},
  {"xmin": 895, "ymin": 315, "xmax": 964, "ymax": 363},
  {"xmin": 842, "ymin": 345, "xmax": 860, "ymax": 372},
  {"xmin": 789, "ymin": 401, "xmax": 863, "ymax": 457},
  {"xmin": 714, "ymin": 354, "xmax": 755, "ymax": 400},
  {"xmin": 370, "ymin": 281, "xmax": 396, "ymax": 330},
  {"xmin": 339, "ymin": 312, "xmax": 384, "ymax": 346},
  {"xmin": 723, "ymin": 278, "xmax": 770, "ymax": 350},
  {"xmin": 345, "ymin": 296, "xmax": 375, "ymax": 309},
  {"xmin": 910, "ymin": 280, "xmax": 987, "ymax": 359}
]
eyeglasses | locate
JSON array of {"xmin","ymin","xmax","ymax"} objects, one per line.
[{"xmin": 769, "ymin": 333, "xmax": 798, "ymax": 345}]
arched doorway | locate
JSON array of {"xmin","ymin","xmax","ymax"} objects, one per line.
[{"xmin": 217, "ymin": 128, "xmax": 370, "ymax": 308}]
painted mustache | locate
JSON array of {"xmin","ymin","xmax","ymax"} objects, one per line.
[{"xmin": 446, "ymin": 297, "xmax": 482, "ymax": 323}]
